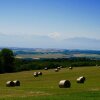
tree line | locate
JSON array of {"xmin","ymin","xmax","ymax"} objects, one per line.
[{"xmin": 0, "ymin": 48, "xmax": 100, "ymax": 73}]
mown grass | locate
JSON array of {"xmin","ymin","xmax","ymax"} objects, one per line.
[{"xmin": 0, "ymin": 66, "xmax": 100, "ymax": 100}]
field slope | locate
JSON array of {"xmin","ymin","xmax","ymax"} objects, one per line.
[{"xmin": 0, "ymin": 66, "xmax": 100, "ymax": 100}]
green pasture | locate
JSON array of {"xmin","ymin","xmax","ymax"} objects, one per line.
[
  {"xmin": 16, "ymin": 53, "xmax": 100, "ymax": 59},
  {"xmin": 73, "ymin": 54, "xmax": 100, "ymax": 58},
  {"xmin": 0, "ymin": 66, "xmax": 100, "ymax": 100},
  {"xmin": 15, "ymin": 53, "xmax": 68, "ymax": 59}
]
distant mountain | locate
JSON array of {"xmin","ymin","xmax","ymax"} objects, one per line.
[{"xmin": 63, "ymin": 37, "xmax": 100, "ymax": 50}]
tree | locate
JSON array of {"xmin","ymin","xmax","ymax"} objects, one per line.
[
  {"xmin": 0, "ymin": 59, "xmax": 4, "ymax": 73},
  {"xmin": 0, "ymin": 48, "xmax": 15, "ymax": 73}
]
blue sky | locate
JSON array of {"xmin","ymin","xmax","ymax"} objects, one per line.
[{"xmin": 0, "ymin": 0, "xmax": 100, "ymax": 50}]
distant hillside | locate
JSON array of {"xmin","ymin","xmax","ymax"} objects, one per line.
[{"xmin": 0, "ymin": 47, "xmax": 100, "ymax": 59}]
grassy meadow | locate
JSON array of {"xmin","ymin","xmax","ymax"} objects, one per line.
[
  {"xmin": 0, "ymin": 66, "xmax": 100, "ymax": 100},
  {"xmin": 15, "ymin": 53, "xmax": 68, "ymax": 59},
  {"xmin": 15, "ymin": 53, "xmax": 100, "ymax": 59}
]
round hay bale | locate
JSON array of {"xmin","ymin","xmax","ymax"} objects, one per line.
[
  {"xmin": 6, "ymin": 81, "xmax": 15, "ymax": 87},
  {"xmin": 38, "ymin": 72, "xmax": 42, "ymax": 75},
  {"xmin": 44, "ymin": 67, "xmax": 48, "ymax": 70},
  {"xmin": 60, "ymin": 66, "xmax": 62, "ymax": 68},
  {"xmin": 82, "ymin": 76, "xmax": 86, "ymax": 81},
  {"xmin": 54, "ymin": 68, "xmax": 59, "ymax": 72},
  {"xmin": 77, "ymin": 76, "xmax": 86, "ymax": 83},
  {"xmin": 33, "ymin": 72, "xmax": 38, "ymax": 77},
  {"xmin": 59, "ymin": 80, "xmax": 71, "ymax": 88},
  {"xmin": 69, "ymin": 67, "xmax": 73, "ymax": 69},
  {"xmin": 57, "ymin": 67, "xmax": 61, "ymax": 70},
  {"xmin": 13, "ymin": 80, "xmax": 20, "ymax": 86},
  {"xmin": 96, "ymin": 64, "xmax": 98, "ymax": 66}
]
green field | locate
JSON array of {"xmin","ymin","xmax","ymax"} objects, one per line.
[
  {"xmin": 0, "ymin": 66, "xmax": 100, "ymax": 100},
  {"xmin": 15, "ymin": 53, "xmax": 100, "ymax": 59},
  {"xmin": 15, "ymin": 53, "xmax": 69, "ymax": 59}
]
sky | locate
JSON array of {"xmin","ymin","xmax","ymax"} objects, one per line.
[{"xmin": 0, "ymin": 0, "xmax": 100, "ymax": 50}]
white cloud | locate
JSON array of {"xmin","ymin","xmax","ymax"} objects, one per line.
[
  {"xmin": 0, "ymin": 32, "xmax": 7, "ymax": 36},
  {"xmin": 48, "ymin": 32, "xmax": 62, "ymax": 40}
]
